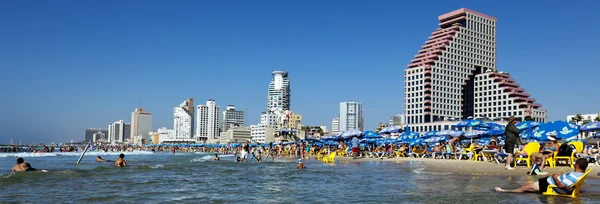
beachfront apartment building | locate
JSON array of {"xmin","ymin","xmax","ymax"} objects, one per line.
[
  {"xmin": 196, "ymin": 99, "xmax": 220, "ymax": 142},
  {"xmin": 220, "ymin": 127, "xmax": 252, "ymax": 144},
  {"xmin": 331, "ymin": 117, "xmax": 340, "ymax": 134},
  {"xmin": 566, "ymin": 111, "xmax": 600, "ymax": 125},
  {"xmin": 251, "ymin": 112, "xmax": 278, "ymax": 143},
  {"xmin": 84, "ymin": 128, "xmax": 108, "ymax": 142},
  {"xmin": 108, "ymin": 120, "xmax": 131, "ymax": 143},
  {"xmin": 403, "ymin": 8, "xmax": 546, "ymax": 133},
  {"xmin": 267, "ymin": 71, "xmax": 291, "ymax": 113},
  {"xmin": 222, "ymin": 105, "xmax": 245, "ymax": 133},
  {"xmin": 338, "ymin": 102, "xmax": 364, "ymax": 132},
  {"xmin": 131, "ymin": 108, "xmax": 152, "ymax": 141},
  {"xmin": 174, "ymin": 98, "xmax": 194, "ymax": 140}
]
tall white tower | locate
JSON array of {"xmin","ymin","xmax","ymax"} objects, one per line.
[
  {"xmin": 196, "ymin": 99, "xmax": 220, "ymax": 141},
  {"xmin": 267, "ymin": 71, "xmax": 291, "ymax": 112},
  {"xmin": 174, "ymin": 98, "xmax": 194, "ymax": 139},
  {"xmin": 339, "ymin": 102, "xmax": 363, "ymax": 132},
  {"xmin": 131, "ymin": 108, "xmax": 152, "ymax": 140}
]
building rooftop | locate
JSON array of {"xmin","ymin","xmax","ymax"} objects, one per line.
[{"xmin": 438, "ymin": 8, "xmax": 497, "ymax": 21}]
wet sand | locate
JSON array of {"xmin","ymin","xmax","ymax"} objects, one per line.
[{"xmin": 335, "ymin": 156, "xmax": 600, "ymax": 177}]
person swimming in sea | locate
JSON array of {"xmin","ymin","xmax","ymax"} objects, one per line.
[
  {"xmin": 12, "ymin": 158, "xmax": 25, "ymax": 172},
  {"xmin": 236, "ymin": 157, "xmax": 242, "ymax": 163},
  {"xmin": 297, "ymin": 157, "xmax": 305, "ymax": 169},
  {"xmin": 96, "ymin": 156, "xmax": 112, "ymax": 162},
  {"xmin": 20, "ymin": 162, "xmax": 38, "ymax": 171},
  {"xmin": 213, "ymin": 154, "xmax": 220, "ymax": 161},
  {"xmin": 115, "ymin": 153, "xmax": 127, "ymax": 167}
]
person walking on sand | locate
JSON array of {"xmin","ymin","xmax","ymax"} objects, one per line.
[
  {"xmin": 496, "ymin": 159, "xmax": 588, "ymax": 194},
  {"xmin": 351, "ymin": 136, "xmax": 360, "ymax": 159},
  {"xmin": 504, "ymin": 116, "xmax": 525, "ymax": 170}
]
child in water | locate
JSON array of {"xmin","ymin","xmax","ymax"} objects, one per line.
[
  {"xmin": 297, "ymin": 158, "xmax": 305, "ymax": 169},
  {"xmin": 527, "ymin": 157, "xmax": 548, "ymax": 175},
  {"xmin": 213, "ymin": 154, "xmax": 220, "ymax": 161},
  {"xmin": 236, "ymin": 157, "xmax": 242, "ymax": 163}
]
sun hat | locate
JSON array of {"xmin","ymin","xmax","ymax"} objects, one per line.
[{"xmin": 508, "ymin": 116, "xmax": 518, "ymax": 123}]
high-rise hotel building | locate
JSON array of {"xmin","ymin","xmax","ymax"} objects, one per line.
[
  {"xmin": 267, "ymin": 71, "xmax": 291, "ymax": 113},
  {"xmin": 196, "ymin": 99, "xmax": 220, "ymax": 141},
  {"xmin": 404, "ymin": 8, "xmax": 546, "ymax": 132},
  {"xmin": 222, "ymin": 105, "xmax": 245, "ymax": 132},
  {"xmin": 174, "ymin": 98, "xmax": 194, "ymax": 139}
]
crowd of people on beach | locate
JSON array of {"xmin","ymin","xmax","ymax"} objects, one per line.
[{"xmin": 5, "ymin": 116, "xmax": 598, "ymax": 197}]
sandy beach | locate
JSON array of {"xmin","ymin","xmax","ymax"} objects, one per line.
[{"xmin": 336, "ymin": 156, "xmax": 600, "ymax": 177}]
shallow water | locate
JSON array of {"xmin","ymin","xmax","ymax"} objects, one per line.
[{"xmin": 1, "ymin": 151, "xmax": 599, "ymax": 203}]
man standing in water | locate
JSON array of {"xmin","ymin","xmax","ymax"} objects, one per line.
[
  {"xmin": 115, "ymin": 153, "xmax": 127, "ymax": 167},
  {"xmin": 241, "ymin": 141, "xmax": 250, "ymax": 162},
  {"xmin": 504, "ymin": 116, "xmax": 524, "ymax": 170},
  {"xmin": 351, "ymin": 136, "xmax": 360, "ymax": 159}
]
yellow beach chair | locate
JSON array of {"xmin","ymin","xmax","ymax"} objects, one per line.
[
  {"xmin": 543, "ymin": 168, "xmax": 592, "ymax": 198},
  {"xmin": 514, "ymin": 142, "xmax": 540, "ymax": 168},
  {"xmin": 322, "ymin": 152, "xmax": 336, "ymax": 163},
  {"xmin": 552, "ymin": 141, "xmax": 584, "ymax": 168}
]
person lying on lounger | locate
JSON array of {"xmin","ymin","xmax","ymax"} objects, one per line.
[{"xmin": 495, "ymin": 158, "xmax": 588, "ymax": 194}]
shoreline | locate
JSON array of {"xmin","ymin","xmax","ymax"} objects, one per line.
[{"xmin": 334, "ymin": 156, "xmax": 600, "ymax": 177}]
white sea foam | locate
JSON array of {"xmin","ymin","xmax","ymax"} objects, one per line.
[
  {"xmin": 190, "ymin": 154, "xmax": 234, "ymax": 162},
  {"xmin": 149, "ymin": 164, "xmax": 164, "ymax": 169},
  {"xmin": 412, "ymin": 167, "xmax": 452, "ymax": 175},
  {"xmin": 0, "ymin": 151, "xmax": 154, "ymax": 158}
]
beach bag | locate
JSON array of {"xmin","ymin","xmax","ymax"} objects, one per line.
[{"xmin": 557, "ymin": 143, "xmax": 573, "ymax": 157}]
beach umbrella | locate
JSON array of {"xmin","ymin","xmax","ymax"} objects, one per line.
[
  {"xmin": 364, "ymin": 131, "xmax": 383, "ymax": 139},
  {"xmin": 482, "ymin": 129, "xmax": 504, "ymax": 137},
  {"xmin": 465, "ymin": 130, "xmax": 486, "ymax": 139},
  {"xmin": 516, "ymin": 121, "xmax": 542, "ymax": 130},
  {"xmin": 378, "ymin": 127, "xmax": 390, "ymax": 134},
  {"xmin": 520, "ymin": 129, "xmax": 534, "ymax": 139},
  {"xmin": 581, "ymin": 122, "xmax": 600, "ymax": 131},
  {"xmin": 474, "ymin": 123, "xmax": 504, "ymax": 131},
  {"xmin": 436, "ymin": 130, "xmax": 465, "ymax": 137},
  {"xmin": 456, "ymin": 119, "xmax": 486, "ymax": 128},
  {"xmin": 532, "ymin": 121, "xmax": 580, "ymax": 141},
  {"xmin": 341, "ymin": 129, "xmax": 363, "ymax": 139},
  {"xmin": 422, "ymin": 130, "xmax": 438, "ymax": 138}
]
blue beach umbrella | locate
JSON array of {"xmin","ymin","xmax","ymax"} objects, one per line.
[
  {"xmin": 581, "ymin": 122, "xmax": 600, "ymax": 131},
  {"xmin": 465, "ymin": 130, "xmax": 486, "ymax": 139},
  {"xmin": 516, "ymin": 121, "xmax": 542, "ymax": 130},
  {"xmin": 364, "ymin": 131, "xmax": 382, "ymax": 139},
  {"xmin": 422, "ymin": 130, "xmax": 438, "ymax": 138},
  {"xmin": 341, "ymin": 129, "xmax": 363, "ymax": 139},
  {"xmin": 378, "ymin": 126, "xmax": 390, "ymax": 134},
  {"xmin": 456, "ymin": 119, "xmax": 486, "ymax": 128},
  {"xmin": 436, "ymin": 130, "xmax": 465, "ymax": 137},
  {"xmin": 532, "ymin": 121, "xmax": 580, "ymax": 141},
  {"xmin": 482, "ymin": 129, "xmax": 504, "ymax": 137}
]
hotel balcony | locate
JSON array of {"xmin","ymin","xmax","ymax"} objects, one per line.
[
  {"xmin": 439, "ymin": 16, "xmax": 467, "ymax": 27},
  {"xmin": 507, "ymin": 91, "xmax": 531, "ymax": 97},
  {"xmin": 497, "ymin": 81, "xmax": 520, "ymax": 87}
]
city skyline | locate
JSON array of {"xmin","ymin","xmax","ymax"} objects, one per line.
[{"xmin": 2, "ymin": 1, "xmax": 599, "ymax": 143}]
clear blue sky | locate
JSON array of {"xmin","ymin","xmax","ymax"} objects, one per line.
[{"xmin": 1, "ymin": 0, "xmax": 599, "ymax": 144}]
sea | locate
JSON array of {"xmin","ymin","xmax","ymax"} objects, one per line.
[{"xmin": 1, "ymin": 151, "xmax": 599, "ymax": 203}]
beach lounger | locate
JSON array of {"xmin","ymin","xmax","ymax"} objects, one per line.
[
  {"xmin": 552, "ymin": 141, "xmax": 584, "ymax": 168},
  {"xmin": 322, "ymin": 152, "xmax": 336, "ymax": 163},
  {"xmin": 543, "ymin": 168, "xmax": 592, "ymax": 198},
  {"xmin": 514, "ymin": 142, "xmax": 540, "ymax": 168}
]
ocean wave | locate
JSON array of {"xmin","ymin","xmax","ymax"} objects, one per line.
[
  {"xmin": 412, "ymin": 167, "xmax": 452, "ymax": 175},
  {"xmin": 190, "ymin": 154, "xmax": 235, "ymax": 162},
  {"xmin": 0, "ymin": 151, "xmax": 154, "ymax": 158}
]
